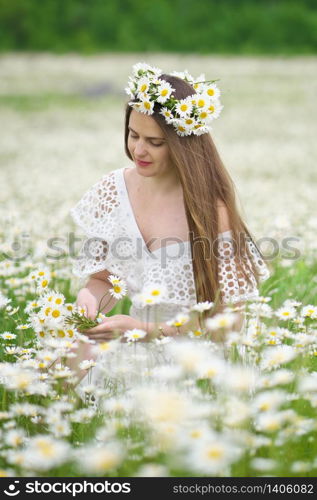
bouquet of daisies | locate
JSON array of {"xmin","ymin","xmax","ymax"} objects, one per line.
[{"xmin": 65, "ymin": 275, "xmax": 127, "ymax": 332}]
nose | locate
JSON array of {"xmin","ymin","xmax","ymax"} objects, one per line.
[{"xmin": 134, "ymin": 139, "xmax": 148, "ymax": 157}]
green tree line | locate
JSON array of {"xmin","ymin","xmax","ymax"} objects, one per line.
[{"xmin": 0, "ymin": 0, "xmax": 316, "ymax": 54}]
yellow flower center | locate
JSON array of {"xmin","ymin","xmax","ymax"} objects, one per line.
[
  {"xmin": 38, "ymin": 271, "xmax": 45, "ymax": 276},
  {"xmin": 207, "ymin": 446, "xmax": 224, "ymax": 460},
  {"xmin": 200, "ymin": 112, "xmax": 207, "ymax": 119},
  {"xmin": 161, "ymin": 89, "xmax": 168, "ymax": 96},
  {"xmin": 180, "ymin": 104, "xmax": 188, "ymax": 112},
  {"xmin": 207, "ymin": 88, "xmax": 215, "ymax": 96},
  {"xmin": 190, "ymin": 430, "xmax": 201, "ymax": 438},
  {"xmin": 99, "ymin": 342, "xmax": 111, "ymax": 351},
  {"xmin": 45, "ymin": 307, "xmax": 51, "ymax": 316},
  {"xmin": 41, "ymin": 280, "xmax": 48, "ymax": 288},
  {"xmin": 113, "ymin": 285, "xmax": 122, "ymax": 293},
  {"xmin": 144, "ymin": 101, "xmax": 151, "ymax": 110},
  {"xmin": 197, "ymin": 99, "xmax": 205, "ymax": 107},
  {"xmin": 140, "ymin": 83, "xmax": 147, "ymax": 92},
  {"xmin": 151, "ymin": 290, "xmax": 160, "ymax": 296},
  {"xmin": 58, "ymin": 330, "xmax": 65, "ymax": 337},
  {"xmin": 55, "ymin": 298, "xmax": 62, "ymax": 304},
  {"xmin": 185, "ymin": 118, "xmax": 193, "ymax": 124},
  {"xmin": 177, "ymin": 126, "xmax": 185, "ymax": 132},
  {"xmin": 52, "ymin": 310, "xmax": 60, "ymax": 318},
  {"xmin": 208, "ymin": 105, "xmax": 215, "ymax": 113},
  {"xmin": 37, "ymin": 440, "xmax": 55, "ymax": 457}
]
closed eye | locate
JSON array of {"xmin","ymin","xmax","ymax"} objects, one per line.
[{"xmin": 129, "ymin": 133, "xmax": 163, "ymax": 147}]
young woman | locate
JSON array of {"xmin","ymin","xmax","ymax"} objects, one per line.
[{"xmin": 69, "ymin": 63, "xmax": 270, "ymax": 387}]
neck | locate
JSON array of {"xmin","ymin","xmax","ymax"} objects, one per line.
[{"xmin": 136, "ymin": 165, "xmax": 182, "ymax": 196}]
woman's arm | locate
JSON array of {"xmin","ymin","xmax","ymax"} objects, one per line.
[{"xmin": 50, "ymin": 270, "xmax": 119, "ymax": 385}]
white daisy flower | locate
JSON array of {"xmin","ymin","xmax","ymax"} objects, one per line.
[
  {"xmin": 260, "ymin": 345, "xmax": 297, "ymax": 370},
  {"xmin": 160, "ymin": 107, "xmax": 174, "ymax": 123},
  {"xmin": 166, "ymin": 312, "xmax": 190, "ymax": 327},
  {"xmin": 5, "ymin": 429, "xmax": 26, "ymax": 447},
  {"xmin": 170, "ymin": 69, "xmax": 194, "ymax": 82},
  {"xmin": 175, "ymin": 97, "xmax": 193, "ymax": 117},
  {"xmin": 206, "ymin": 98, "xmax": 223, "ymax": 120},
  {"xmin": 206, "ymin": 312, "xmax": 236, "ymax": 330},
  {"xmin": 183, "ymin": 116, "xmax": 195, "ymax": 127},
  {"xmin": 301, "ymin": 305, "xmax": 317, "ymax": 319},
  {"xmin": 156, "ymin": 82, "xmax": 174, "ymax": 104},
  {"xmin": 252, "ymin": 390, "xmax": 287, "ymax": 413},
  {"xmin": 76, "ymin": 442, "xmax": 124, "ymax": 474},
  {"xmin": 187, "ymin": 433, "xmax": 242, "ymax": 475},
  {"xmin": 204, "ymin": 82, "xmax": 221, "ymax": 99},
  {"xmin": 137, "ymin": 76, "xmax": 151, "ymax": 97},
  {"xmin": 138, "ymin": 97, "xmax": 154, "ymax": 115},
  {"xmin": 191, "ymin": 301, "xmax": 214, "ymax": 313},
  {"xmin": 283, "ymin": 298, "xmax": 301, "ymax": 308},
  {"xmin": 133, "ymin": 62, "xmax": 162, "ymax": 77},
  {"xmin": 192, "ymin": 73, "xmax": 206, "ymax": 91},
  {"xmin": 194, "ymin": 93, "xmax": 211, "ymax": 112},
  {"xmin": 275, "ymin": 306, "xmax": 297, "ymax": 320},
  {"xmin": 22, "ymin": 435, "xmax": 70, "ymax": 471},
  {"xmin": 141, "ymin": 284, "xmax": 167, "ymax": 304},
  {"xmin": 0, "ymin": 332, "xmax": 17, "ymax": 340},
  {"xmin": 124, "ymin": 328, "xmax": 147, "ymax": 342},
  {"xmin": 79, "ymin": 359, "xmax": 97, "ymax": 370},
  {"xmin": 129, "ymin": 101, "xmax": 142, "ymax": 112},
  {"xmin": 191, "ymin": 123, "xmax": 210, "ymax": 136},
  {"xmin": 255, "ymin": 411, "xmax": 286, "ymax": 433},
  {"xmin": 108, "ymin": 275, "xmax": 127, "ymax": 299},
  {"xmin": 124, "ymin": 78, "xmax": 135, "ymax": 98},
  {"xmin": 170, "ymin": 119, "xmax": 192, "ymax": 137},
  {"xmin": 197, "ymin": 110, "xmax": 209, "ymax": 122}
]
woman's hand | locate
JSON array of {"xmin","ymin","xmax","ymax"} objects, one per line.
[
  {"xmin": 82, "ymin": 314, "xmax": 144, "ymax": 342},
  {"xmin": 76, "ymin": 287, "xmax": 98, "ymax": 320}
]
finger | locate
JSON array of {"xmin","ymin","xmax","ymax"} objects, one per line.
[
  {"xmin": 88, "ymin": 334, "xmax": 116, "ymax": 341},
  {"xmin": 85, "ymin": 322, "xmax": 114, "ymax": 334},
  {"xmin": 87, "ymin": 308, "xmax": 97, "ymax": 321}
]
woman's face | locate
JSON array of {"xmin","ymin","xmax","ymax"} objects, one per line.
[{"xmin": 127, "ymin": 110, "xmax": 173, "ymax": 177}]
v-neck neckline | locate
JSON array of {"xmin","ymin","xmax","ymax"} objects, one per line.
[{"xmin": 119, "ymin": 166, "xmax": 190, "ymax": 257}]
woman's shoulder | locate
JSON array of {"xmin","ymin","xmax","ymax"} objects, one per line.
[{"xmin": 70, "ymin": 166, "xmax": 128, "ymax": 234}]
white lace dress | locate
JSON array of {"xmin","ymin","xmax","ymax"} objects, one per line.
[{"xmin": 70, "ymin": 165, "xmax": 270, "ymax": 401}]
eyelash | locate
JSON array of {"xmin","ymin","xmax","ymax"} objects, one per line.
[{"xmin": 130, "ymin": 134, "xmax": 163, "ymax": 147}]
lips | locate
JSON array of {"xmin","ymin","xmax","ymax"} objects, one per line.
[{"xmin": 136, "ymin": 159, "xmax": 152, "ymax": 166}]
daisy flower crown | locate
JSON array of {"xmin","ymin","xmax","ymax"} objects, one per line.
[{"xmin": 125, "ymin": 62, "xmax": 223, "ymax": 137}]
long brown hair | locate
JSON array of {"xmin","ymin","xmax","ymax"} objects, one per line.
[{"xmin": 124, "ymin": 74, "xmax": 261, "ymax": 307}]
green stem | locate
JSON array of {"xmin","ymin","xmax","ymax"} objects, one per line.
[{"xmin": 96, "ymin": 293, "xmax": 112, "ymax": 317}]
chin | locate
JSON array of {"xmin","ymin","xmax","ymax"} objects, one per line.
[{"xmin": 136, "ymin": 165, "xmax": 156, "ymax": 175}]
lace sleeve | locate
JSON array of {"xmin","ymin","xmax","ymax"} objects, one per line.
[
  {"xmin": 70, "ymin": 170, "xmax": 120, "ymax": 278},
  {"xmin": 217, "ymin": 231, "xmax": 270, "ymax": 305}
]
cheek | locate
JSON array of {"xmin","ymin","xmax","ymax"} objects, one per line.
[
  {"xmin": 160, "ymin": 147, "xmax": 171, "ymax": 162},
  {"xmin": 127, "ymin": 138, "xmax": 134, "ymax": 154}
]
